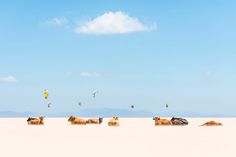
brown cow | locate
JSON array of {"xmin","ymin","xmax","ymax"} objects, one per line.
[
  {"xmin": 108, "ymin": 117, "xmax": 120, "ymax": 126},
  {"xmin": 68, "ymin": 116, "xmax": 87, "ymax": 125},
  {"xmin": 27, "ymin": 117, "xmax": 44, "ymax": 125},
  {"xmin": 201, "ymin": 120, "xmax": 222, "ymax": 126},
  {"xmin": 153, "ymin": 117, "xmax": 172, "ymax": 125},
  {"xmin": 86, "ymin": 117, "xmax": 103, "ymax": 124}
]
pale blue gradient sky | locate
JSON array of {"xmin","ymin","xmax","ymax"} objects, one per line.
[{"xmin": 0, "ymin": 0, "xmax": 236, "ymax": 115}]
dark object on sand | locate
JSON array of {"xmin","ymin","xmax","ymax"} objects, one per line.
[{"xmin": 170, "ymin": 117, "xmax": 188, "ymax": 125}]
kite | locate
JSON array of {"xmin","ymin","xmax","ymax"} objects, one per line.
[
  {"xmin": 43, "ymin": 89, "xmax": 49, "ymax": 99},
  {"xmin": 92, "ymin": 90, "xmax": 98, "ymax": 98},
  {"xmin": 48, "ymin": 103, "xmax": 52, "ymax": 108}
]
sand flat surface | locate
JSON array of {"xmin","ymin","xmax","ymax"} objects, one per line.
[{"xmin": 0, "ymin": 118, "xmax": 235, "ymax": 157}]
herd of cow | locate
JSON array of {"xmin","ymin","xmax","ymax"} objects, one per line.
[{"xmin": 26, "ymin": 116, "xmax": 223, "ymax": 126}]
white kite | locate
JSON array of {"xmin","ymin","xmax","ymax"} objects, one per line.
[{"xmin": 92, "ymin": 90, "xmax": 98, "ymax": 98}]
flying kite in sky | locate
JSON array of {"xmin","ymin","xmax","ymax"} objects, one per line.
[
  {"xmin": 43, "ymin": 89, "xmax": 49, "ymax": 99},
  {"xmin": 131, "ymin": 105, "xmax": 135, "ymax": 109},
  {"xmin": 78, "ymin": 102, "xmax": 82, "ymax": 106},
  {"xmin": 92, "ymin": 90, "xmax": 98, "ymax": 98},
  {"xmin": 166, "ymin": 104, "xmax": 168, "ymax": 108},
  {"xmin": 48, "ymin": 103, "xmax": 52, "ymax": 108}
]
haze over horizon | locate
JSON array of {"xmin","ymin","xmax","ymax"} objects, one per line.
[{"xmin": 0, "ymin": 0, "xmax": 236, "ymax": 116}]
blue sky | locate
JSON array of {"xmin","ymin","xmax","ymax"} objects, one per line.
[{"xmin": 0, "ymin": 0, "xmax": 236, "ymax": 115}]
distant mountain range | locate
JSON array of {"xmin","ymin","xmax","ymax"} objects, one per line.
[
  {"xmin": 0, "ymin": 108, "xmax": 233, "ymax": 117},
  {"xmin": 0, "ymin": 108, "xmax": 154, "ymax": 117},
  {"xmin": 0, "ymin": 111, "xmax": 38, "ymax": 117}
]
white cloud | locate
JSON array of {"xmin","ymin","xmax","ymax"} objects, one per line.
[
  {"xmin": 45, "ymin": 17, "xmax": 68, "ymax": 26},
  {"xmin": 75, "ymin": 11, "xmax": 155, "ymax": 34},
  {"xmin": 0, "ymin": 76, "xmax": 17, "ymax": 82},
  {"xmin": 80, "ymin": 72, "xmax": 101, "ymax": 77}
]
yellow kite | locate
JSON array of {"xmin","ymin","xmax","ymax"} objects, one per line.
[{"xmin": 43, "ymin": 90, "xmax": 49, "ymax": 99}]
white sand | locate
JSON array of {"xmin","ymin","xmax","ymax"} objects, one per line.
[{"xmin": 0, "ymin": 118, "xmax": 235, "ymax": 157}]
